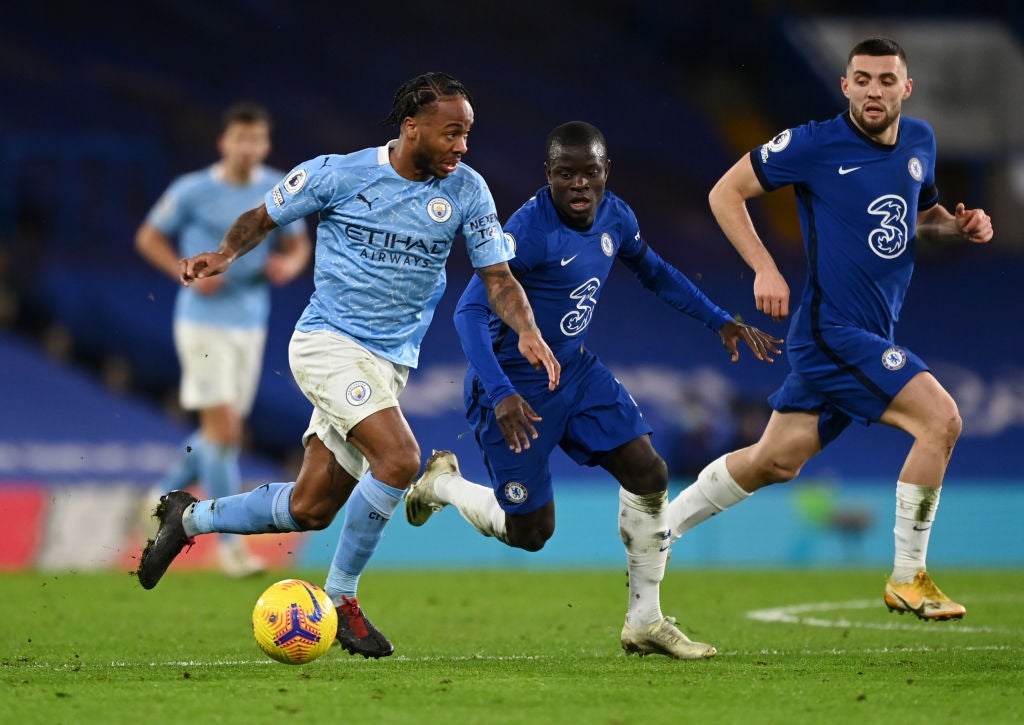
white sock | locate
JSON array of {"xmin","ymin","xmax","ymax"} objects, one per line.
[
  {"xmin": 892, "ymin": 480, "xmax": 941, "ymax": 583},
  {"xmin": 435, "ymin": 470, "xmax": 509, "ymax": 544},
  {"xmin": 619, "ymin": 488, "xmax": 668, "ymax": 628},
  {"xmin": 666, "ymin": 455, "xmax": 750, "ymax": 543}
]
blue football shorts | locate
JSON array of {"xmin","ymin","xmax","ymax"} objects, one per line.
[
  {"xmin": 465, "ymin": 351, "xmax": 652, "ymax": 515},
  {"xmin": 768, "ymin": 324, "xmax": 929, "ymax": 447}
]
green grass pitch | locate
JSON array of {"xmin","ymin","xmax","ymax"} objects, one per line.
[{"xmin": 2, "ymin": 569, "xmax": 1022, "ymax": 724}]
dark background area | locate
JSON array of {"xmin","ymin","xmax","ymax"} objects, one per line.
[{"xmin": 1, "ymin": 1, "xmax": 1020, "ymax": 477}]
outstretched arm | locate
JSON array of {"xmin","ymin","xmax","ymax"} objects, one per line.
[
  {"xmin": 622, "ymin": 245, "xmax": 783, "ymax": 363},
  {"xmin": 708, "ymin": 155, "xmax": 790, "ymax": 322},
  {"xmin": 476, "ymin": 262, "xmax": 560, "ymax": 391},
  {"xmin": 917, "ymin": 202, "xmax": 993, "ymax": 245},
  {"xmin": 179, "ymin": 204, "xmax": 278, "ymax": 286}
]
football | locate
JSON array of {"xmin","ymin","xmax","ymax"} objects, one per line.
[{"xmin": 252, "ymin": 579, "xmax": 338, "ymax": 665}]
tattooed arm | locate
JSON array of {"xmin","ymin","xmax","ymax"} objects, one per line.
[
  {"xmin": 476, "ymin": 262, "xmax": 560, "ymax": 390},
  {"xmin": 178, "ymin": 205, "xmax": 279, "ymax": 286}
]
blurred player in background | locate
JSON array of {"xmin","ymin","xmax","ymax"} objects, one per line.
[
  {"xmin": 666, "ymin": 37, "xmax": 993, "ymax": 621},
  {"xmin": 404, "ymin": 121, "xmax": 781, "ymax": 659},
  {"xmin": 135, "ymin": 102, "xmax": 311, "ymax": 577},
  {"xmin": 136, "ymin": 72, "xmax": 560, "ymax": 659}
]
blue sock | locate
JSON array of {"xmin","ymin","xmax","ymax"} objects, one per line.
[
  {"xmin": 183, "ymin": 482, "xmax": 300, "ymax": 536},
  {"xmin": 158, "ymin": 431, "xmax": 204, "ymax": 493},
  {"xmin": 197, "ymin": 440, "xmax": 241, "ymax": 499},
  {"xmin": 196, "ymin": 440, "xmax": 243, "ymax": 544},
  {"xmin": 325, "ymin": 474, "xmax": 404, "ymax": 604}
]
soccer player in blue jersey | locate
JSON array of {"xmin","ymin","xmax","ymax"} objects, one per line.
[
  {"xmin": 136, "ymin": 73, "xmax": 560, "ymax": 659},
  {"xmin": 404, "ymin": 121, "xmax": 781, "ymax": 659},
  {"xmin": 135, "ymin": 102, "xmax": 311, "ymax": 578},
  {"xmin": 665, "ymin": 37, "xmax": 993, "ymax": 621}
]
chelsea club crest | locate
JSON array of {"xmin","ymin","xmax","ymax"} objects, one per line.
[{"xmin": 881, "ymin": 347, "xmax": 907, "ymax": 371}]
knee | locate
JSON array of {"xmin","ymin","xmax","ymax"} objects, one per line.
[
  {"xmin": 371, "ymin": 447, "xmax": 422, "ymax": 489},
  {"xmin": 506, "ymin": 517, "xmax": 554, "ymax": 552},
  {"xmin": 289, "ymin": 475, "xmax": 341, "ymax": 531},
  {"xmin": 289, "ymin": 497, "xmax": 339, "ymax": 531},
  {"xmin": 620, "ymin": 455, "xmax": 669, "ymax": 496},
  {"xmin": 752, "ymin": 456, "xmax": 804, "ymax": 485},
  {"xmin": 936, "ymin": 406, "xmax": 963, "ymax": 446},
  {"xmin": 508, "ymin": 529, "xmax": 550, "ymax": 552}
]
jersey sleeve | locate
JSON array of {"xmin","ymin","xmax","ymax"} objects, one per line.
[
  {"xmin": 453, "ymin": 274, "xmax": 517, "ymax": 406},
  {"xmin": 502, "ymin": 208, "xmax": 546, "ymax": 276},
  {"xmin": 917, "ymin": 125, "xmax": 939, "ymax": 210},
  {"xmin": 749, "ymin": 126, "xmax": 813, "ymax": 192},
  {"xmin": 459, "ymin": 177, "xmax": 514, "ymax": 269},
  {"xmin": 265, "ymin": 157, "xmax": 335, "ymax": 228},
  {"xmin": 620, "ymin": 243, "xmax": 733, "ymax": 331},
  {"xmin": 145, "ymin": 177, "xmax": 189, "ymax": 237},
  {"xmin": 615, "ymin": 202, "xmax": 732, "ymax": 330}
]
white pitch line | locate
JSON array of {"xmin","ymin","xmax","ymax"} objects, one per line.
[{"xmin": 746, "ymin": 598, "xmax": 1009, "ymax": 633}]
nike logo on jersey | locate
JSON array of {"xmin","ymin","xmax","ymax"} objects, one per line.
[
  {"xmin": 560, "ymin": 254, "xmax": 578, "ymax": 266},
  {"xmin": 838, "ymin": 165, "xmax": 862, "ymax": 175}
]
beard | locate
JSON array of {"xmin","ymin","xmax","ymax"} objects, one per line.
[{"xmin": 852, "ymin": 105, "xmax": 897, "ymax": 136}]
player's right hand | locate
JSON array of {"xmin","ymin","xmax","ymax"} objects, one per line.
[
  {"xmin": 494, "ymin": 393, "xmax": 542, "ymax": 453},
  {"xmin": 753, "ymin": 268, "xmax": 790, "ymax": 322},
  {"xmin": 179, "ymin": 252, "xmax": 233, "ymax": 286}
]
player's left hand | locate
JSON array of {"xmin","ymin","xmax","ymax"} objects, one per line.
[
  {"xmin": 719, "ymin": 320, "xmax": 783, "ymax": 363},
  {"xmin": 517, "ymin": 330, "xmax": 561, "ymax": 391},
  {"xmin": 955, "ymin": 203, "xmax": 993, "ymax": 244},
  {"xmin": 494, "ymin": 393, "xmax": 542, "ymax": 453}
]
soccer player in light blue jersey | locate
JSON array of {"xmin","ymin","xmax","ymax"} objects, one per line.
[
  {"xmin": 136, "ymin": 73, "xmax": 560, "ymax": 659},
  {"xmin": 665, "ymin": 37, "xmax": 993, "ymax": 623},
  {"xmin": 404, "ymin": 121, "xmax": 781, "ymax": 659},
  {"xmin": 135, "ymin": 102, "xmax": 311, "ymax": 578}
]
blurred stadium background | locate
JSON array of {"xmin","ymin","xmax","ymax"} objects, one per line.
[{"xmin": 1, "ymin": 2, "xmax": 1021, "ymax": 573}]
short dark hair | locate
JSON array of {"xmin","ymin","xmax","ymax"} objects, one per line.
[
  {"xmin": 381, "ymin": 72, "xmax": 473, "ymax": 127},
  {"xmin": 848, "ymin": 37, "xmax": 907, "ymax": 69},
  {"xmin": 545, "ymin": 121, "xmax": 608, "ymax": 164},
  {"xmin": 221, "ymin": 102, "xmax": 272, "ymax": 133}
]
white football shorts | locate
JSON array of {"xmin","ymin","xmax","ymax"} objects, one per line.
[
  {"xmin": 174, "ymin": 320, "xmax": 266, "ymax": 415},
  {"xmin": 288, "ymin": 329, "xmax": 409, "ymax": 479}
]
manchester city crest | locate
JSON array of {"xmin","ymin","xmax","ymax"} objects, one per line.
[
  {"xmin": 427, "ymin": 197, "xmax": 453, "ymax": 223},
  {"xmin": 346, "ymin": 381, "xmax": 372, "ymax": 405}
]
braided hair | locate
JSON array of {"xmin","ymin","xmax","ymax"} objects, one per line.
[{"xmin": 381, "ymin": 72, "xmax": 473, "ymax": 127}]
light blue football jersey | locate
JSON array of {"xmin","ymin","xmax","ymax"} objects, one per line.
[
  {"xmin": 265, "ymin": 142, "xmax": 513, "ymax": 367},
  {"xmin": 146, "ymin": 164, "xmax": 305, "ymax": 328}
]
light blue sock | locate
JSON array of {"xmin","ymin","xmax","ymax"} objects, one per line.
[
  {"xmin": 183, "ymin": 482, "xmax": 300, "ymax": 536},
  {"xmin": 196, "ymin": 440, "xmax": 243, "ymax": 544},
  {"xmin": 158, "ymin": 431, "xmax": 204, "ymax": 493},
  {"xmin": 325, "ymin": 474, "xmax": 404, "ymax": 604}
]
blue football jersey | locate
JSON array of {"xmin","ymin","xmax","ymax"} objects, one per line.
[
  {"xmin": 751, "ymin": 111, "xmax": 939, "ymax": 342},
  {"xmin": 146, "ymin": 164, "xmax": 305, "ymax": 328},
  {"xmin": 456, "ymin": 188, "xmax": 731, "ymax": 403},
  {"xmin": 265, "ymin": 142, "xmax": 512, "ymax": 367}
]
